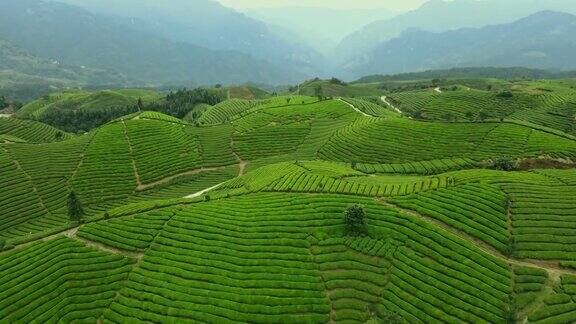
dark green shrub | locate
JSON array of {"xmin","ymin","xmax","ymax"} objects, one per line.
[
  {"xmin": 68, "ymin": 191, "xmax": 84, "ymax": 223},
  {"xmin": 491, "ymin": 157, "xmax": 519, "ymax": 171},
  {"xmin": 345, "ymin": 205, "xmax": 367, "ymax": 236},
  {"xmin": 497, "ymin": 91, "xmax": 514, "ymax": 98}
]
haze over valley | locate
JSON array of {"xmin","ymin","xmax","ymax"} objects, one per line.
[{"xmin": 2, "ymin": 1, "xmax": 576, "ymax": 323}]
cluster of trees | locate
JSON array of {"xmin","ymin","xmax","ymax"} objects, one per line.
[
  {"xmin": 0, "ymin": 96, "xmax": 8, "ymax": 109},
  {"xmin": 329, "ymin": 78, "xmax": 347, "ymax": 86},
  {"xmin": 490, "ymin": 157, "xmax": 519, "ymax": 171},
  {"xmin": 147, "ymin": 88, "xmax": 226, "ymax": 118},
  {"xmin": 496, "ymin": 91, "xmax": 514, "ymax": 98},
  {"xmin": 357, "ymin": 67, "xmax": 576, "ymax": 84},
  {"xmin": 41, "ymin": 104, "xmax": 140, "ymax": 133},
  {"xmin": 0, "ymin": 95, "xmax": 21, "ymax": 111},
  {"xmin": 39, "ymin": 87, "xmax": 226, "ymax": 133}
]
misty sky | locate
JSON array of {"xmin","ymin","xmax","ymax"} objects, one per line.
[{"xmin": 218, "ymin": 0, "xmax": 427, "ymax": 11}]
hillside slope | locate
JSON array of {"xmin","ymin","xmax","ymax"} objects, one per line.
[
  {"xmin": 60, "ymin": 0, "xmax": 323, "ymax": 76},
  {"xmin": 0, "ymin": 0, "xmax": 302, "ymax": 86},
  {"xmin": 2, "ymin": 96, "xmax": 576, "ymax": 323}
]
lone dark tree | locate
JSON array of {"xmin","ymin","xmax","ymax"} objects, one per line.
[
  {"xmin": 314, "ymin": 85, "xmax": 323, "ymax": 101},
  {"xmin": 496, "ymin": 91, "xmax": 514, "ymax": 99},
  {"xmin": 137, "ymin": 98, "xmax": 144, "ymax": 112},
  {"xmin": 478, "ymin": 111, "xmax": 489, "ymax": 122},
  {"xmin": 68, "ymin": 191, "xmax": 84, "ymax": 223},
  {"xmin": 442, "ymin": 113, "xmax": 456, "ymax": 122},
  {"xmin": 411, "ymin": 108, "xmax": 424, "ymax": 120},
  {"xmin": 345, "ymin": 205, "xmax": 367, "ymax": 236}
]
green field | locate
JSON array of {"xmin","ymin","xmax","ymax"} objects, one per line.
[{"xmin": 2, "ymin": 82, "xmax": 576, "ymax": 323}]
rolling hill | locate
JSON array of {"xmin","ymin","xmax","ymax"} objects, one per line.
[
  {"xmin": 2, "ymin": 85, "xmax": 576, "ymax": 323},
  {"xmin": 0, "ymin": 38, "xmax": 127, "ymax": 101},
  {"xmin": 17, "ymin": 89, "xmax": 161, "ymax": 119},
  {"xmin": 16, "ymin": 89, "xmax": 163, "ymax": 132},
  {"xmin": 354, "ymin": 67, "xmax": 576, "ymax": 84}
]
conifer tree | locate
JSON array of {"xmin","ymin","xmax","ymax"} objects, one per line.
[{"xmin": 68, "ymin": 191, "xmax": 84, "ymax": 223}]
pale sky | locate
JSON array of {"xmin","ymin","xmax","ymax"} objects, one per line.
[{"xmin": 217, "ymin": 0, "xmax": 427, "ymax": 11}]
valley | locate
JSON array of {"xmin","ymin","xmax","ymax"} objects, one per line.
[
  {"xmin": 2, "ymin": 0, "xmax": 576, "ymax": 322},
  {"xmin": 1, "ymin": 75, "xmax": 576, "ymax": 323}
]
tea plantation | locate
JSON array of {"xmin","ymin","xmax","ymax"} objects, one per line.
[{"xmin": 1, "ymin": 87, "xmax": 576, "ymax": 323}]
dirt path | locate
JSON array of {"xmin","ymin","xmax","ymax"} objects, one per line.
[
  {"xmin": 232, "ymin": 150, "xmax": 247, "ymax": 176},
  {"xmin": 238, "ymin": 160, "xmax": 247, "ymax": 176},
  {"xmin": 67, "ymin": 129, "xmax": 98, "ymax": 185},
  {"xmin": 6, "ymin": 225, "xmax": 140, "ymax": 260},
  {"xmin": 230, "ymin": 138, "xmax": 247, "ymax": 176},
  {"xmin": 74, "ymin": 234, "xmax": 142, "ymax": 259},
  {"xmin": 517, "ymin": 273, "xmax": 561, "ymax": 323},
  {"xmin": 121, "ymin": 119, "xmax": 142, "ymax": 187},
  {"xmin": 338, "ymin": 98, "xmax": 370, "ymax": 117},
  {"xmin": 183, "ymin": 183, "xmax": 224, "ymax": 199},
  {"xmin": 380, "ymin": 96, "xmax": 403, "ymax": 115},
  {"xmin": 136, "ymin": 166, "xmax": 227, "ymax": 191},
  {"xmin": 434, "ymin": 87, "xmax": 443, "ymax": 94},
  {"xmin": 3, "ymin": 148, "xmax": 54, "ymax": 217},
  {"xmin": 378, "ymin": 199, "xmax": 576, "ymax": 276}
]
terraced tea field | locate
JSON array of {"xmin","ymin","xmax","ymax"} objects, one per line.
[
  {"xmin": 386, "ymin": 82, "xmax": 576, "ymax": 135},
  {"xmin": 2, "ymin": 89, "xmax": 576, "ymax": 323}
]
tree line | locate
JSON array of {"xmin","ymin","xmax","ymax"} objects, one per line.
[
  {"xmin": 38, "ymin": 88, "xmax": 226, "ymax": 133},
  {"xmin": 0, "ymin": 95, "xmax": 22, "ymax": 111},
  {"xmin": 146, "ymin": 88, "xmax": 225, "ymax": 119}
]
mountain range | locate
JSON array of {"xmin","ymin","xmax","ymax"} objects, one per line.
[
  {"xmin": 246, "ymin": 6, "xmax": 397, "ymax": 56},
  {"xmin": 336, "ymin": 0, "xmax": 576, "ymax": 66},
  {"xmin": 0, "ymin": 0, "xmax": 306, "ymax": 90},
  {"xmin": 347, "ymin": 11, "xmax": 576, "ymax": 78},
  {"xmin": 58, "ymin": 0, "xmax": 323, "ymax": 75},
  {"xmin": 2, "ymin": 0, "xmax": 576, "ymax": 96}
]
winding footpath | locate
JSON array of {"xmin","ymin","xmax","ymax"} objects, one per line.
[
  {"xmin": 137, "ymin": 166, "xmax": 226, "ymax": 192},
  {"xmin": 338, "ymin": 98, "xmax": 370, "ymax": 117},
  {"xmin": 183, "ymin": 145, "xmax": 247, "ymax": 199},
  {"xmin": 183, "ymin": 183, "xmax": 224, "ymax": 199},
  {"xmin": 380, "ymin": 96, "xmax": 403, "ymax": 115}
]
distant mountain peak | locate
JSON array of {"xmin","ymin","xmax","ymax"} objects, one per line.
[
  {"xmin": 347, "ymin": 10, "xmax": 576, "ymax": 78},
  {"xmin": 336, "ymin": 0, "xmax": 576, "ymax": 67}
]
